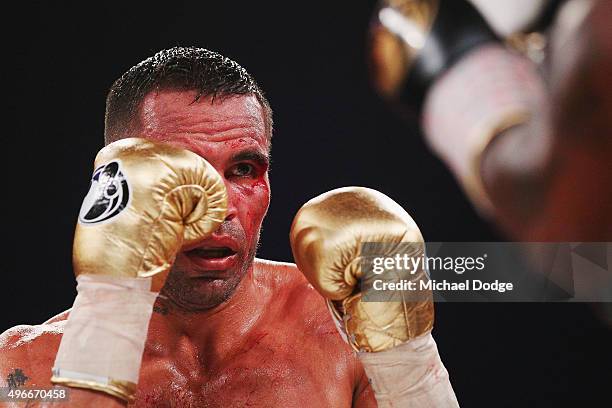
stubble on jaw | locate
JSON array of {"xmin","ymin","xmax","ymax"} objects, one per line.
[{"xmin": 158, "ymin": 224, "xmax": 262, "ymax": 313}]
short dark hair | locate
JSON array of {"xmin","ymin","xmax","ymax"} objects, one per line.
[{"xmin": 104, "ymin": 46, "xmax": 272, "ymax": 144}]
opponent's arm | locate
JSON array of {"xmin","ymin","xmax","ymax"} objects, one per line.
[
  {"xmin": 290, "ymin": 187, "xmax": 458, "ymax": 407},
  {"xmin": 368, "ymin": 0, "xmax": 550, "ymax": 224},
  {"xmin": 50, "ymin": 138, "xmax": 227, "ymax": 405}
]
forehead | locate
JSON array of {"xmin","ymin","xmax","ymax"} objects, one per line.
[{"xmin": 138, "ymin": 90, "xmax": 268, "ymax": 152}]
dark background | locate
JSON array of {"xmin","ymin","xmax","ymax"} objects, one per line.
[{"xmin": 4, "ymin": 1, "xmax": 611, "ymax": 406}]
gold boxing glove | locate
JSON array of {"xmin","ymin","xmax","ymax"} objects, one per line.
[
  {"xmin": 290, "ymin": 187, "xmax": 433, "ymax": 352},
  {"xmin": 51, "ymin": 138, "xmax": 227, "ymax": 402},
  {"xmin": 74, "ymin": 137, "xmax": 227, "ymax": 291}
]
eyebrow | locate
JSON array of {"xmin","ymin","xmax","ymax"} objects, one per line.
[{"xmin": 229, "ymin": 150, "xmax": 270, "ymax": 166}]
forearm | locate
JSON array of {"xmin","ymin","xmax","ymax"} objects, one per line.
[
  {"xmin": 480, "ymin": 120, "xmax": 557, "ymax": 238},
  {"xmin": 421, "ymin": 41, "xmax": 551, "ymax": 225}
]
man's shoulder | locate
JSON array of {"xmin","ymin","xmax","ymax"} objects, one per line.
[
  {"xmin": 0, "ymin": 317, "xmax": 67, "ymax": 387},
  {"xmin": 253, "ymin": 258, "xmax": 307, "ymax": 289},
  {"xmin": 252, "ymin": 260, "xmax": 365, "ymax": 395},
  {"xmin": 254, "ymin": 258, "xmax": 338, "ymax": 332},
  {"xmin": 253, "ymin": 258, "xmax": 323, "ymax": 301},
  {"xmin": 0, "ymin": 318, "xmax": 66, "ymax": 355}
]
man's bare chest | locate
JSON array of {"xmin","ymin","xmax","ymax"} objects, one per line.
[{"xmin": 131, "ymin": 336, "xmax": 354, "ymax": 407}]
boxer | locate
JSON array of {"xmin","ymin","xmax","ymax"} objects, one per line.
[{"xmin": 0, "ymin": 47, "xmax": 457, "ymax": 407}]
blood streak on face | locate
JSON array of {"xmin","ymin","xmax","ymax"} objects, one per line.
[{"xmin": 138, "ymin": 90, "xmax": 271, "ymax": 310}]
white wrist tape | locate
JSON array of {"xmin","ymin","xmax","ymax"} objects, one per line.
[
  {"xmin": 358, "ymin": 332, "xmax": 459, "ymax": 407},
  {"xmin": 422, "ymin": 44, "xmax": 547, "ymax": 215},
  {"xmin": 52, "ymin": 274, "xmax": 157, "ymax": 402},
  {"xmin": 467, "ymin": 0, "xmax": 548, "ymax": 37}
]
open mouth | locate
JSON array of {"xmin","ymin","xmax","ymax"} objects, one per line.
[
  {"xmin": 184, "ymin": 245, "xmax": 239, "ymax": 274},
  {"xmin": 187, "ymin": 247, "xmax": 236, "ymax": 259}
]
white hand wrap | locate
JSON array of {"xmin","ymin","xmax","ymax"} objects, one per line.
[
  {"xmin": 52, "ymin": 274, "xmax": 157, "ymax": 402},
  {"xmin": 358, "ymin": 332, "xmax": 459, "ymax": 407},
  {"xmin": 422, "ymin": 44, "xmax": 547, "ymax": 214},
  {"xmin": 467, "ymin": 0, "xmax": 548, "ymax": 37}
]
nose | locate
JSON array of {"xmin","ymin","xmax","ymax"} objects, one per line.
[{"xmin": 224, "ymin": 201, "xmax": 237, "ymax": 222}]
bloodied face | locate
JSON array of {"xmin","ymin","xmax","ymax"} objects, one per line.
[{"xmin": 136, "ymin": 90, "xmax": 271, "ymax": 310}]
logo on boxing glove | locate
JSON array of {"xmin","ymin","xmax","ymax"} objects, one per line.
[{"xmin": 78, "ymin": 161, "xmax": 131, "ymax": 225}]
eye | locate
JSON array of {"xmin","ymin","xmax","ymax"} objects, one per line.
[{"xmin": 227, "ymin": 163, "xmax": 256, "ymax": 178}]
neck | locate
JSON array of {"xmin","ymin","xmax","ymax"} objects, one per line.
[{"xmin": 150, "ymin": 263, "xmax": 266, "ymax": 361}]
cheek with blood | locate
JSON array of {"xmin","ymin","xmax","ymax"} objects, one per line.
[
  {"xmin": 236, "ymin": 179, "xmax": 270, "ymax": 198},
  {"xmin": 233, "ymin": 182, "xmax": 270, "ymax": 233}
]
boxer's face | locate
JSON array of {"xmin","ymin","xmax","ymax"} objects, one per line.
[{"xmin": 137, "ymin": 90, "xmax": 270, "ymax": 310}]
